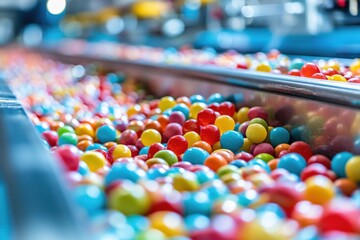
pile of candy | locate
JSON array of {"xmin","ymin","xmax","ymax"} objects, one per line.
[
  {"xmin": 62, "ymin": 40, "xmax": 360, "ymax": 84},
  {"xmin": 2, "ymin": 49, "xmax": 360, "ymax": 240}
]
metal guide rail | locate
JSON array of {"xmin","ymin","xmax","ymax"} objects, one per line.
[
  {"xmin": 0, "ymin": 75, "xmax": 87, "ymax": 240},
  {"xmin": 39, "ymin": 47, "xmax": 360, "ymax": 109}
]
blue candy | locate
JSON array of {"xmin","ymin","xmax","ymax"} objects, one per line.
[
  {"xmin": 220, "ymin": 130, "xmax": 244, "ymax": 153},
  {"xmin": 277, "ymin": 153, "xmax": 306, "ymax": 176},
  {"xmin": 96, "ymin": 125, "xmax": 117, "ymax": 143},
  {"xmin": 331, "ymin": 152, "xmax": 354, "ymax": 178},
  {"xmin": 269, "ymin": 127, "xmax": 290, "ymax": 147},
  {"xmin": 182, "ymin": 147, "xmax": 210, "ymax": 165}
]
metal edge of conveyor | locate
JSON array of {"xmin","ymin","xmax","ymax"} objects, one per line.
[
  {"xmin": 39, "ymin": 48, "xmax": 360, "ymax": 109},
  {"xmin": 0, "ymin": 76, "xmax": 88, "ymax": 240}
]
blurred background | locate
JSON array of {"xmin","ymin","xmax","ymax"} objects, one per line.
[{"xmin": 1, "ymin": 0, "xmax": 360, "ymax": 57}]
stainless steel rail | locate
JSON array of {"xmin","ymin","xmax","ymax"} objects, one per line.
[
  {"xmin": 0, "ymin": 76, "xmax": 87, "ymax": 240},
  {"xmin": 41, "ymin": 48, "xmax": 360, "ymax": 109}
]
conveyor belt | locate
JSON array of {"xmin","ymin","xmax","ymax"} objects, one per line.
[{"xmin": 40, "ymin": 48, "xmax": 360, "ymax": 109}]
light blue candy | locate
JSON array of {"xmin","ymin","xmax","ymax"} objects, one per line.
[
  {"xmin": 184, "ymin": 214, "xmax": 210, "ymax": 232},
  {"xmin": 331, "ymin": 152, "xmax": 354, "ymax": 178},
  {"xmin": 183, "ymin": 147, "xmax": 210, "ymax": 165},
  {"xmin": 269, "ymin": 127, "xmax": 290, "ymax": 147},
  {"xmin": 96, "ymin": 125, "xmax": 116, "ymax": 143},
  {"xmin": 220, "ymin": 130, "xmax": 244, "ymax": 153},
  {"xmin": 105, "ymin": 162, "xmax": 146, "ymax": 185},
  {"xmin": 278, "ymin": 153, "xmax": 306, "ymax": 176}
]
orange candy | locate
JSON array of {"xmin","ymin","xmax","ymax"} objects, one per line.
[
  {"xmin": 274, "ymin": 143, "xmax": 290, "ymax": 157},
  {"xmin": 268, "ymin": 158, "xmax": 279, "ymax": 171},
  {"xmin": 192, "ymin": 141, "xmax": 212, "ymax": 154},
  {"xmin": 157, "ymin": 115, "xmax": 169, "ymax": 132},
  {"xmin": 334, "ymin": 178, "xmax": 358, "ymax": 197},
  {"xmin": 212, "ymin": 149, "xmax": 235, "ymax": 163},
  {"xmin": 77, "ymin": 140, "xmax": 93, "ymax": 151},
  {"xmin": 204, "ymin": 154, "xmax": 228, "ymax": 172},
  {"xmin": 104, "ymin": 141, "xmax": 117, "ymax": 149}
]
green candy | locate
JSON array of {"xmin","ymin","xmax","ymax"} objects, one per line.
[
  {"xmin": 57, "ymin": 125, "xmax": 75, "ymax": 136},
  {"xmin": 153, "ymin": 150, "xmax": 178, "ymax": 166},
  {"xmin": 255, "ymin": 153, "xmax": 274, "ymax": 163},
  {"xmin": 58, "ymin": 132, "xmax": 78, "ymax": 145}
]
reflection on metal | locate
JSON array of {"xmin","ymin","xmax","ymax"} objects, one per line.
[{"xmin": 39, "ymin": 48, "xmax": 360, "ymax": 158}]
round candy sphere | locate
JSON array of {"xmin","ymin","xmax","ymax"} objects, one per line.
[
  {"xmin": 107, "ymin": 144, "xmax": 132, "ymax": 163},
  {"xmin": 167, "ymin": 135, "xmax": 188, "ymax": 156},
  {"xmin": 149, "ymin": 211, "xmax": 185, "ymax": 237},
  {"xmin": 304, "ymin": 175, "xmax": 335, "ymax": 204},
  {"xmin": 220, "ymin": 130, "xmax": 244, "ymax": 153},
  {"xmin": 345, "ymin": 156, "xmax": 360, "ymax": 182},
  {"xmin": 108, "ymin": 183, "xmax": 151, "ymax": 215},
  {"xmin": 182, "ymin": 147, "xmax": 210, "ymax": 165},
  {"xmin": 96, "ymin": 125, "xmax": 117, "ymax": 143},
  {"xmin": 331, "ymin": 151, "xmax": 354, "ymax": 178},
  {"xmin": 277, "ymin": 153, "xmax": 306, "ymax": 176},
  {"xmin": 215, "ymin": 115, "xmax": 235, "ymax": 134},
  {"xmin": 246, "ymin": 123, "xmax": 267, "ymax": 144},
  {"xmin": 141, "ymin": 129, "xmax": 162, "ymax": 147},
  {"xmin": 183, "ymin": 191, "xmax": 212, "ymax": 216},
  {"xmin": 55, "ymin": 145, "xmax": 80, "ymax": 171},
  {"xmin": 80, "ymin": 151, "xmax": 107, "ymax": 172},
  {"xmin": 58, "ymin": 132, "xmax": 78, "ymax": 146},
  {"xmin": 105, "ymin": 162, "xmax": 146, "ymax": 185},
  {"xmin": 74, "ymin": 185, "xmax": 105, "ymax": 214},
  {"xmin": 269, "ymin": 127, "xmax": 290, "ymax": 147},
  {"xmin": 153, "ymin": 150, "xmax": 178, "ymax": 166},
  {"xmin": 200, "ymin": 124, "xmax": 220, "ymax": 145}
]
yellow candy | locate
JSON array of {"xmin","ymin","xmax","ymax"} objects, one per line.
[
  {"xmin": 75, "ymin": 123, "xmax": 95, "ymax": 137},
  {"xmin": 345, "ymin": 156, "xmax": 360, "ymax": 182},
  {"xmin": 327, "ymin": 60, "xmax": 340, "ymax": 71},
  {"xmin": 173, "ymin": 172, "xmax": 199, "ymax": 192},
  {"xmin": 159, "ymin": 96, "xmax": 176, "ymax": 112},
  {"xmin": 265, "ymin": 126, "xmax": 273, "ymax": 143},
  {"xmin": 215, "ymin": 115, "xmax": 235, "ymax": 134},
  {"xmin": 184, "ymin": 131, "xmax": 201, "ymax": 148},
  {"xmin": 304, "ymin": 176, "xmax": 335, "ymax": 204},
  {"xmin": 127, "ymin": 104, "xmax": 141, "ymax": 116},
  {"xmin": 236, "ymin": 107, "xmax": 250, "ymax": 123},
  {"xmin": 241, "ymin": 220, "xmax": 290, "ymax": 240},
  {"xmin": 189, "ymin": 102, "xmax": 207, "ymax": 119},
  {"xmin": 239, "ymin": 138, "xmax": 252, "ymax": 152},
  {"xmin": 111, "ymin": 144, "xmax": 132, "ymax": 159},
  {"xmin": 80, "ymin": 151, "xmax": 107, "ymax": 172},
  {"xmin": 141, "ymin": 129, "xmax": 162, "ymax": 146},
  {"xmin": 350, "ymin": 59, "xmax": 360, "ymax": 75},
  {"xmin": 329, "ymin": 74, "xmax": 347, "ymax": 82},
  {"xmin": 149, "ymin": 211, "xmax": 185, "ymax": 237},
  {"xmin": 256, "ymin": 63, "xmax": 272, "ymax": 72},
  {"xmin": 246, "ymin": 123, "xmax": 267, "ymax": 144}
]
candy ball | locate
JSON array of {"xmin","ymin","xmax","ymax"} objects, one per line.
[
  {"xmin": 107, "ymin": 144, "xmax": 132, "ymax": 163},
  {"xmin": 200, "ymin": 124, "xmax": 220, "ymax": 145},
  {"xmin": 141, "ymin": 129, "xmax": 162, "ymax": 146},
  {"xmin": 304, "ymin": 175, "xmax": 335, "ymax": 204},
  {"xmin": 106, "ymin": 162, "xmax": 146, "ymax": 184},
  {"xmin": 167, "ymin": 135, "xmax": 188, "ymax": 156},
  {"xmin": 215, "ymin": 115, "xmax": 235, "ymax": 134},
  {"xmin": 58, "ymin": 132, "xmax": 78, "ymax": 146},
  {"xmin": 331, "ymin": 152, "xmax": 354, "ymax": 178},
  {"xmin": 204, "ymin": 154, "xmax": 227, "ymax": 172},
  {"xmin": 153, "ymin": 150, "xmax": 178, "ymax": 166},
  {"xmin": 96, "ymin": 125, "xmax": 117, "ymax": 143},
  {"xmin": 246, "ymin": 123, "xmax": 267, "ymax": 144},
  {"xmin": 220, "ymin": 130, "xmax": 244, "ymax": 153},
  {"xmin": 269, "ymin": 127, "xmax": 290, "ymax": 147},
  {"xmin": 108, "ymin": 183, "xmax": 151, "ymax": 215},
  {"xmin": 345, "ymin": 155, "xmax": 360, "ymax": 182},
  {"xmin": 149, "ymin": 211, "xmax": 185, "ymax": 237},
  {"xmin": 182, "ymin": 147, "xmax": 210, "ymax": 165},
  {"xmin": 74, "ymin": 185, "xmax": 105, "ymax": 214},
  {"xmin": 277, "ymin": 153, "xmax": 306, "ymax": 176},
  {"xmin": 80, "ymin": 151, "xmax": 107, "ymax": 172},
  {"xmin": 55, "ymin": 145, "xmax": 80, "ymax": 171}
]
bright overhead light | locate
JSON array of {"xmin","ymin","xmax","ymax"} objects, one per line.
[{"xmin": 47, "ymin": 0, "xmax": 66, "ymax": 15}]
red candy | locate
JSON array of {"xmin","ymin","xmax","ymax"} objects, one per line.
[
  {"xmin": 167, "ymin": 135, "xmax": 188, "ymax": 156},
  {"xmin": 300, "ymin": 63, "xmax": 321, "ymax": 77},
  {"xmin": 200, "ymin": 124, "xmax": 220, "ymax": 145},
  {"xmin": 218, "ymin": 101, "xmax": 236, "ymax": 117},
  {"xmin": 247, "ymin": 107, "xmax": 268, "ymax": 120},
  {"xmin": 288, "ymin": 141, "xmax": 313, "ymax": 161},
  {"xmin": 54, "ymin": 145, "xmax": 80, "ymax": 171},
  {"xmin": 197, "ymin": 109, "xmax": 217, "ymax": 126},
  {"xmin": 183, "ymin": 119, "xmax": 200, "ymax": 133}
]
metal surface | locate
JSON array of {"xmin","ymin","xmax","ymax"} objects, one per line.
[
  {"xmin": 39, "ymin": 48, "xmax": 360, "ymax": 158},
  {"xmin": 42, "ymin": 48, "xmax": 360, "ymax": 109},
  {"xmin": 0, "ymin": 76, "xmax": 88, "ymax": 240}
]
